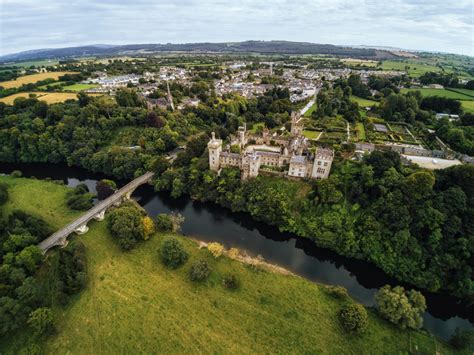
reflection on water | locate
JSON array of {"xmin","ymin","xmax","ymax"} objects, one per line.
[{"xmin": 1, "ymin": 162, "xmax": 472, "ymax": 340}]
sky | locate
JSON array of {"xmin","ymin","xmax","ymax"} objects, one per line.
[{"xmin": 0, "ymin": 0, "xmax": 473, "ymax": 56}]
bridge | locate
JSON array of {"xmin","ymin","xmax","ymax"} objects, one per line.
[{"xmin": 39, "ymin": 172, "xmax": 154, "ymax": 253}]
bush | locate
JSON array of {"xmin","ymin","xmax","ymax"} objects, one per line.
[
  {"xmin": 228, "ymin": 248, "xmax": 239, "ymax": 259},
  {"xmin": 107, "ymin": 204, "xmax": 145, "ymax": 250},
  {"xmin": 188, "ymin": 260, "xmax": 211, "ymax": 282},
  {"xmin": 339, "ymin": 303, "xmax": 368, "ymax": 333},
  {"xmin": 0, "ymin": 183, "xmax": 8, "ymax": 206},
  {"xmin": 66, "ymin": 184, "xmax": 94, "ymax": 211},
  {"xmin": 155, "ymin": 213, "xmax": 174, "ymax": 232},
  {"xmin": 96, "ymin": 179, "xmax": 117, "ymax": 200},
  {"xmin": 222, "ymin": 274, "xmax": 240, "ymax": 290},
  {"xmin": 326, "ymin": 285, "xmax": 349, "ymax": 299},
  {"xmin": 11, "ymin": 170, "xmax": 22, "ymax": 178},
  {"xmin": 375, "ymin": 285, "xmax": 426, "ymax": 329},
  {"xmin": 450, "ymin": 328, "xmax": 474, "ymax": 351},
  {"xmin": 208, "ymin": 242, "xmax": 224, "ymax": 258},
  {"xmin": 142, "ymin": 216, "xmax": 155, "ymax": 240},
  {"xmin": 28, "ymin": 307, "xmax": 54, "ymax": 337},
  {"xmin": 160, "ymin": 238, "xmax": 188, "ymax": 268}
]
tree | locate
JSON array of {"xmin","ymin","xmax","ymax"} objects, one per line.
[
  {"xmin": 188, "ymin": 260, "xmax": 211, "ymax": 282},
  {"xmin": 339, "ymin": 303, "xmax": 368, "ymax": 333},
  {"xmin": 96, "ymin": 179, "xmax": 116, "ymax": 200},
  {"xmin": 106, "ymin": 204, "xmax": 145, "ymax": 250},
  {"xmin": 155, "ymin": 213, "xmax": 174, "ymax": 232},
  {"xmin": 0, "ymin": 183, "xmax": 8, "ymax": 206},
  {"xmin": 27, "ymin": 307, "xmax": 54, "ymax": 337},
  {"xmin": 450, "ymin": 328, "xmax": 474, "ymax": 351},
  {"xmin": 375, "ymin": 285, "xmax": 426, "ymax": 329},
  {"xmin": 66, "ymin": 184, "xmax": 94, "ymax": 210},
  {"xmin": 16, "ymin": 246, "xmax": 43, "ymax": 274},
  {"xmin": 142, "ymin": 216, "xmax": 155, "ymax": 240},
  {"xmin": 160, "ymin": 238, "xmax": 188, "ymax": 268}
]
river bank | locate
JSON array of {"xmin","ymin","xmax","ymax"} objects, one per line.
[
  {"xmin": 0, "ymin": 175, "xmax": 460, "ymax": 354},
  {"xmin": 0, "ymin": 162, "xmax": 472, "ymax": 341}
]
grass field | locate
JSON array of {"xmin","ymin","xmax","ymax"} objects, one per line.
[
  {"xmin": 0, "ymin": 59, "xmax": 60, "ymax": 68},
  {"xmin": 341, "ymin": 58, "xmax": 378, "ymax": 67},
  {"xmin": 446, "ymin": 88, "xmax": 474, "ymax": 98},
  {"xmin": 63, "ymin": 83, "xmax": 98, "ymax": 92},
  {"xmin": 355, "ymin": 122, "xmax": 366, "ymax": 141},
  {"xmin": 303, "ymin": 101, "xmax": 317, "ymax": 117},
  {"xmin": 303, "ymin": 129, "xmax": 322, "ymax": 139},
  {"xmin": 0, "ymin": 71, "xmax": 78, "ymax": 89},
  {"xmin": 461, "ymin": 100, "xmax": 474, "ymax": 113},
  {"xmin": 379, "ymin": 60, "xmax": 443, "ymax": 77},
  {"xmin": 350, "ymin": 95, "xmax": 378, "ymax": 107},
  {"xmin": 401, "ymin": 88, "xmax": 474, "ymax": 100},
  {"xmin": 0, "ymin": 177, "xmax": 460, "ymax": 354},
  {"xmin": 0, "ymin": 92, "xmax": 101, "ymax": 105}
]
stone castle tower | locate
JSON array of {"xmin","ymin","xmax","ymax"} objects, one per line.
[
  {"xmin": 208, "ymin": 132, "xmax": 222, "ymax": 171},
  {"xmin": 290, "ymin": 112, "xmax": 303, "ymax": 136}
]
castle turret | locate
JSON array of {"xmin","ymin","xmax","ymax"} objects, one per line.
[
  {"xmin": 208, "ymin": 132, "xmax": 222, "ymax": 171},
  {"xmin": 237, "ymin": 123, "xmax": 247, "ymax": 148},
  {"xmin": 241, "ymin": 151, "xmax": 261, "ymax": 180},
  {"xmin": 311, "ymin": 147, "xmax": 334, "ymax": 179}
]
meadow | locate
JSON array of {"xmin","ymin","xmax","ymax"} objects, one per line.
[
  {"xmin": 0, "ymin": 71, "xmax": 78, "ymax": 89},
  {"xmin": 378, "ymin": 60, "xmax": 445, "ymax": 77},
  {"xmin": 461, "ymin": 100, "xmax": 474, "ymax": 113},
  {"xmin": 0, "ymin": 176, "xmax": 460, "ymax": 354},
  {"xmin": 0, "ymin": 92, "xmax": 100, "ymax": 105},
  {"xmin": 63, "ymin": 83, "xmax": 98, "ymax": 91},
  {"xmin": 0, "ymin": 59, "xmax": 60, "ymax": 68},
  {"xmin": 350, "ymin": 95, "xmax": 378, "ymax": 107},
  {"xmin": 400, "ymin": 88, "xmax": 474, "ymax": 100}
]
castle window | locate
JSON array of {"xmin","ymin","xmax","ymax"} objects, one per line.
[
  {"xmin": 318, "ymin": 161, "xmax": 321, "ymax": 165},
  {"xmin": 324, "ymin": 162, "xmax": 328, "ymax": 166}
]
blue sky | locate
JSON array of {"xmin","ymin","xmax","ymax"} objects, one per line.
[{"xmin": 0, "ymin": 0, "xmax": 472, "ymax": 56}]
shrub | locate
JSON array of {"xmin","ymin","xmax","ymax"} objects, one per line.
[
  {"xmin": 222, "ymin": 274, "xmax": 240, "ymax": 290},
  {"xmin": 107, "ymin": 204, "xmax": 145, "ymax": 250},
  {"xmin": 0, "ymin": 183, "xmax": 8, "ymax": 206},
  {"xmin": 188, "ymin": 260, "xmax": 211, "ymax": 282},
  {"xmin": 339, "ymin": 303, "xmax": 368, "ymax": 333},
  {"xmin": 375, "ymin": 285, "xmax": 426, "ymax": 329},
  {"xmin": 66, "ymin": 184, "xmax": 94, "ymax": 211},
  {"xmin": 155, "ymin": 213, "xmax": 174, "ymax": 232},
  {"xmin": 96, "ymin": 179, "xmax": 117, "ymax": 200},
  {"xmin": 228, "ymin": 248, "xmax": 239, "ymax": 259},
  {"xmin": 11, "ymin": 170, "xmax": 22, "ymax": 178},
  {"xmin": 160, "ymin": 238, "xmax": 188, "ymax": 268},
  {"xmin": 450, "ymin": 328, "xmax": 474, "ymax": 351},
  {"xmin": 142, "ymin": 216, "xmax": 155, "ymax": 240},
  {"xmin": 28, "ymin": 307, "xmax": 54, "ymax": 337},
  {"xmin": 326, "ymin": 285, "xmax": 349, "ymax": 299},
  {"xmin": 208, "ymin": 242, "xmax": 224, "ymax": 258}
]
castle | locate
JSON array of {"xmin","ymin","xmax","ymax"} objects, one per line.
[{"xmin": 208, "ymin": 112, "xmax": 334, "ymax": 180}]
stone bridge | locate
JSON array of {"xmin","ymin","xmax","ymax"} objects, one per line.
[{"xmin": 38, "ymin": 172, "xmax": 154, "ymax": 253}]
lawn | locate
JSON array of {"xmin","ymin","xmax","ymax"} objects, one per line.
[
  {"xmin": 446, "ymin": 88, "xmax": 474, "ymax": 98},
  {"xmin": 303, "ymin": 129, "xmax": 322, "ymax": 139},
  {"xmin": 401, "ymin": 88, "xmax": 474, "ymax": 100},
  {"xmin": 303, "ymin": 101, "xmax": 317, "ymax": 117},
  {"xmin": 0, "ymin": 71, "xmax": 79, "ymax": 89},
  {"xmin": 355, "ymin": 122, "xmax": 366, "ymax": 141},
  {"xmin": 0, "ymin": 177, "xmax": 459, "ymax": 354},
  {"xmin": 350, "ymin": 95, "xmax": 378, "ymax": 107},
  {"xmin": 63, "ymin": 83, "xmax": 98, "ymax": 92}
]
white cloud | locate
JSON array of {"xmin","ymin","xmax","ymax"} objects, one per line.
[{"xmin": 0, "ymin": 0, "xmax": 472, "ymax": 55}]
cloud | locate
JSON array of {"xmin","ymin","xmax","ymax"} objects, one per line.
[{"xmin": 0, "ymin": 0, "xmax": 472, "ymax": 56}]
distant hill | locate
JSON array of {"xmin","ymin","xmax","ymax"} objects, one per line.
[{"xmin": 0, "ymin": 40, "xmax": 397, "ymax": 63}]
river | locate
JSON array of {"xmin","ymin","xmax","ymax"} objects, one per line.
[{"xmin": 1, "ymin": 162, "xmax": 472, "ymax": 341}]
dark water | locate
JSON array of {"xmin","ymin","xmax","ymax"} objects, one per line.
[{"xmin": 1, "ymin": 162, "xmax": 472, "ymax": 340}]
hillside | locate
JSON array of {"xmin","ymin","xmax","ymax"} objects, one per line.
[
  {"xmin": 0, "ymin": 41, "xmax": 396, "ymax": 63},
  {"xmin": 0, "ymin": 176, "xmax": 459, "ymax": 354}
]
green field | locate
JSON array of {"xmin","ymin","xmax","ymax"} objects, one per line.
[
  {"xmin": 0, "ymin": 59, "xmax": 60, "ymax": 68},
  {"xmin": 303, "ymin": 102, "xmax": 317, "ymax": 117},
  {"xmin": 379, "ymin": 60, "xmax": 445, "ymax": 77},
  {"xmin": 303, "ymin": 129, "xmax": 322, "ymax": 139},
  {"xmin": 0, "ymin": 176, "xmax": 460, "ymax": 354},
  {"xmin": 350, "ymin": 95, "xmax": 378, "ymax": 107},
  {"xmin": 401, "ymin": 88, "xmax": 474, "ymax": 100},
  {"xmin": 461, "ymin": 100, "xmax": 474, "ymax": 113},
  {"xmin": 447, "ymin": 88, "xmax": 474, "ymax": 98},
  {"xmin": 355, "ymin": 122, "xmax": 366, "ymax": 141},
  {"xmin": 37, "ymin": 81, "xmax": 66, "ymax": 90},
  {"xmin": 63, "ymin": 83, "xmax": 98, "ymax": 91}
]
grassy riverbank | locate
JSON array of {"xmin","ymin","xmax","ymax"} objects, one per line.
[{"xmin": 0, "ymin": 176, "xmax": 460, "ymax": 354}]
